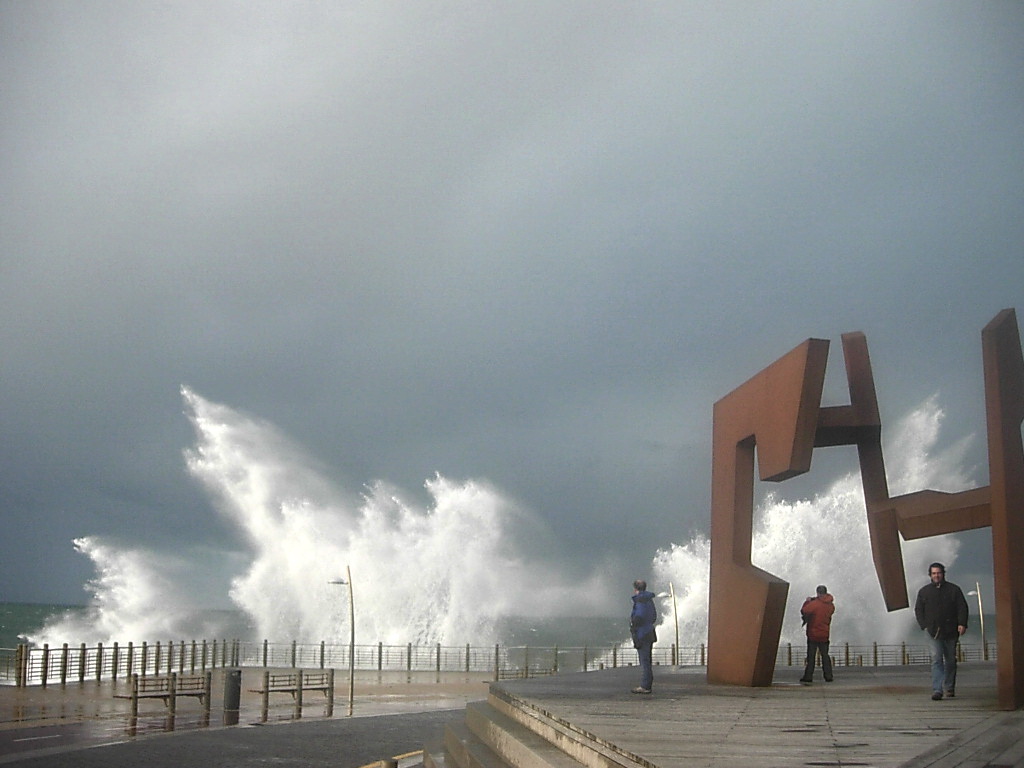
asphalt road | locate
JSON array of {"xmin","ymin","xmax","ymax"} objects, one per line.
[{"xmin": 0, "ymin": 709, "xmax": 461, "ymax": 768}]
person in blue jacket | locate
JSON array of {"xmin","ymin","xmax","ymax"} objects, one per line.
[{"xmin": 629, "ymin": 579, "xmax": 658, "ymax": 694}]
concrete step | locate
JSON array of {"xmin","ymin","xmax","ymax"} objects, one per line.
[
  {"xmin": 423, "ymin": 736, "xmax": 447, "ymax": 768},
  {"xmin": 444, "ymin": 718, "xmax": 516, "ymax": 768},
  {"xmin": 462, "ymin": 700, "xmax": 590, "ymax": 768},
  {"xmin": 486, "ymin": 690, "xmax": 648, "ymax": 768}
]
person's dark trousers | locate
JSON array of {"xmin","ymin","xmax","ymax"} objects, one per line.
[
  {"xmin": 800, "ymin": 640, "xmax": 832, "ymax": 682},
  {"xmin": 637, "ymin": 640, "xmax": 654, "ymax": 690}
]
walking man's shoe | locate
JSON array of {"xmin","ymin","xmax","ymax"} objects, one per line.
[
  {"xmin": 631, "ymin": 687, "xmax": 651, "ymax": 694},
  {"xmin": 945, "ymin": 690, "xmax": 955, "ymax": 698},
  {"xmin": 931, "ymin": 692, "xmax": 943, "ymax": 701}
]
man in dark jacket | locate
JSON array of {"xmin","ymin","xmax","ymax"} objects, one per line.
[
  {"xmin": 629, "ymin": 579, "xmax": 657, "ymax": 694},
  {"xmin": 799, "ymin": 585, "xmax": 836, "ymax": 684},
  {"xmin": 914, "ymin": 562, "xmax": 969, "ymax": 701}
]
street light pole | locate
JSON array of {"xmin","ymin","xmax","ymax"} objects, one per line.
[
  {"xmin": 657, "ymin": 585, "xmax": 682, "ymax": 667},
  {"xmin": 669, "ymin": 582, "xmax": 679, "ymax": 667},
  {"xmin": 329, "ymin": 566, "xmax": 355, "ymax": 716},
  {"xmin": 967, "ymin": 581, "xmax": 987, "ymax": 661}
]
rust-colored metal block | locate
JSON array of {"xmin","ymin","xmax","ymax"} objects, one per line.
[
  {"xmin": 982, "ymin": 309, "xmax": 1024, "ymax": 710},
  {"xmin": 707, "ymin": 309, "xmax": 1024, "ymax": 709},
  {"xmin": 708, "ymin": 339, "xmax": 828, "ymax": 687}
]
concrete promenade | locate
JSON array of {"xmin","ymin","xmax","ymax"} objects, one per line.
[
  {"xmin": 2, "ymin": 662, "xmax": 1022, "ymax": 767},
  {"xmin": 489, "ymin": 662, "xmax": 1024, "ymax": 768}
]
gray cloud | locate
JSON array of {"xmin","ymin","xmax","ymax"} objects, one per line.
[{"xmin": 1, "ymin": 1, "xmax": 1021, "ymax": 606}]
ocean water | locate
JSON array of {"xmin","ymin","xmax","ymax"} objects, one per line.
[
  {"xmin": 19, "ymin": 390, "xmax": 996, "ymax": 653},
  {"xmin": 3, "ymin": 602, "xmax": 626, "ymax": 651}
]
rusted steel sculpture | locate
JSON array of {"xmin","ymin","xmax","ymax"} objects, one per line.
[{"xmin": 707, "ymin": 309, "xmax": 1023, "ymax": 710}]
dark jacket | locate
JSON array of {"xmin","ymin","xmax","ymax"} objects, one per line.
[
  {"xmin": 915, "ymin": 580, "xmax": 969, "ymax": 639},
  {"xmin": 801, "ymin": 593, "xmax": 835, "ymax": 643},
  {"xmin": 630, "ymin": 590, "xmax": 658, "ymax": 648}
]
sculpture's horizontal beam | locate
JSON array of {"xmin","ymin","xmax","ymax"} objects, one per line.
[{"xmin": 890, "ymin": 487, "xmax": 991, "ymax": 540}]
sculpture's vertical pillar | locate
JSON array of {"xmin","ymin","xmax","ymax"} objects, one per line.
[
  {"xmin": 982, "ymin": 309, "xmax": 1024, "ymax": 710},
  {"xmin": 839, "ymin": 333, "xmax": 909, "ymax": 611},
  {"xmin": 708, "ymin": 339, "xmax": 829, "ymax": 686}
]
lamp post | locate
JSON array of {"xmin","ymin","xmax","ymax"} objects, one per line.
[
  {"xmin": 967, "ymin": 582, "xmax": 987, "ymax": 661},
  {"xmin": 328, "ymin": 565, "xmax": 355, "ymax": 716},
  {"xmin": 657, "ymin": 584, "xmax": 681, "ymax": 667}
]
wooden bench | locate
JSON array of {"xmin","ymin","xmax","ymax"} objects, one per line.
[
  {"xmin": 115, "ymin": 671, "xmax": 212, "ymax": 718},
  {"xmin": 249, "ymin": 668, "xmax": 335, "ymax": 721}
]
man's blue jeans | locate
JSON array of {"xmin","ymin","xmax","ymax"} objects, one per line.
[
  {"xmin": 929, "ymin": 634, "xmax": 958, "ymax": 695},
  {"xmin": 637, "ymin": 640, "xmax": 653, "ymax": 690}
]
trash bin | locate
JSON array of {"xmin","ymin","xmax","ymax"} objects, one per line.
[{"xmin": 223, "ymin": 668, "xmax": 241, "ymax": 726}]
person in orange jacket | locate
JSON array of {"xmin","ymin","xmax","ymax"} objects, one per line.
[{"xmin": 799, "ymin": 585, "xmax": 836, "ymax": 684}]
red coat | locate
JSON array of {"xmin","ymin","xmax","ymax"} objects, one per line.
[{"xmin": 801, "ymin": 594, "xmax": 835, "ymax": 642}]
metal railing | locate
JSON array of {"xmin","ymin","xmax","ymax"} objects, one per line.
[{"xmin": 1, "ymin": 637, "xmax": 997, "ymax": 687}]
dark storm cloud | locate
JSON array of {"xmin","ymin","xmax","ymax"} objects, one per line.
[{"xmin": 1, "ymin": 1, "xmax": 1022, "ymax": 604}]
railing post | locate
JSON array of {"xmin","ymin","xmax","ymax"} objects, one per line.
[
  {"xmin": 524, "ymin": 646, "xmax": 530, "ymax": 679},
  {"xmin": 583, "ymin": 645, "xmax": 588, "ymax": 672},
  {"xmin": 112, "ymin": 642, "xmax": 119, "ymax": 683},
  {"xmin": 466, "ymin": 643, "xmax": 470, "ymax": 673},
  {"xmin": 494, "ymin": 644, "xmax": 499, "ymax": 681},
  {"xmin": 180, "ymin": 640, "xmax": 185, "ymax": 673},
  {"xmin": 78, "ymin": 643, "xmax": 86, "ymax": 684},
  {"xmin": 435, "ymin": 643, "xmax": 441, "ymax": 683},
  {"xmin": 873, "ymin": 642, "xmax": 878, "ymax": 667},
  {"xmin": 262, "ymin": 639, "xmax": 268, "ymax": 668},
  {"xmin": 222, "ymin": 638, "xmax": 227, "ymax": 667},
  {"xmin": 211, "ymin": 639, "xmax": 217, "ymax": 669},
  {"xmin": 844, "ymin": 642, "xmax": 850, "ymax": 667},
  {"xmin": 378, "ymin": 642, "xmax": 383, "ymax": 672},
  {"xmin": 290, "ymin": 640, "xmax": 297, "ymax": 669},
  {"xmin": 553, "ymin": 645, "xmax": 559, "ymax": 674},
  {"xmin": 61, "ymin": 643, "xmax": 69, "ymax": 687},
  {"xmin": 201, "ymin": 640, "xmax": 208, "ymax": 671},
  {"xmin": 190, "ymin": 640, "xmax": 196, "ymax": 673},
  {"xmin": 154, "ymin": 642, "xmax": 160, "ymax": 678},
  {"xmin": 127, "ymin": 642, "xmax": 134, "ymax": 677},
  {"xmin": 141, "ymin": 642, "xmax": 149, "ymax": 677},
  {"xmin": 701, "ymin": 642, "xmax": 706, "ymax": 666},
  {"xmin": 612, "ymin": 645, "xmax": 617, "ymax": 669},
  {"xmin": 96, "ymin": 642, "xmax": 103, "ymax": 683},
  {"xmin": 787, "ymin": 642, "xmax": 792, "ymax": 666},
  {"xmin": 320, "ymin": 640, "xmax": 325, "ymax": 669},
  {"xmin": 901, "ymin": 642, "xmax": 907, "ymax": 665},
  {"xmin": 407, "ymin": 643, "xmax": 412, "ymax": 673},
  {"xmin": 41, "ymin": 644, "xmax": 50, "ymax": 688}
]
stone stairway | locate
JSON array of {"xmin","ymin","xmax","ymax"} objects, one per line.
[{"xmin": 424, "ymin": 687, "xmax": 647, "ymax": 768}]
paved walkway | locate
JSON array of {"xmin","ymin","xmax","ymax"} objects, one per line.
[
  {"xmin": 2, "ymin": 663, "xmax": 1021, "ymax": 767},
  {"xmin": 494, "ymin": 662, "xmax": 1024, "ymax": 768}
]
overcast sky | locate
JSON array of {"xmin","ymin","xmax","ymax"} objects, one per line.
[{"xmin": 2, "ymin": 1, "xmax": 1022, "ymax": 608}]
